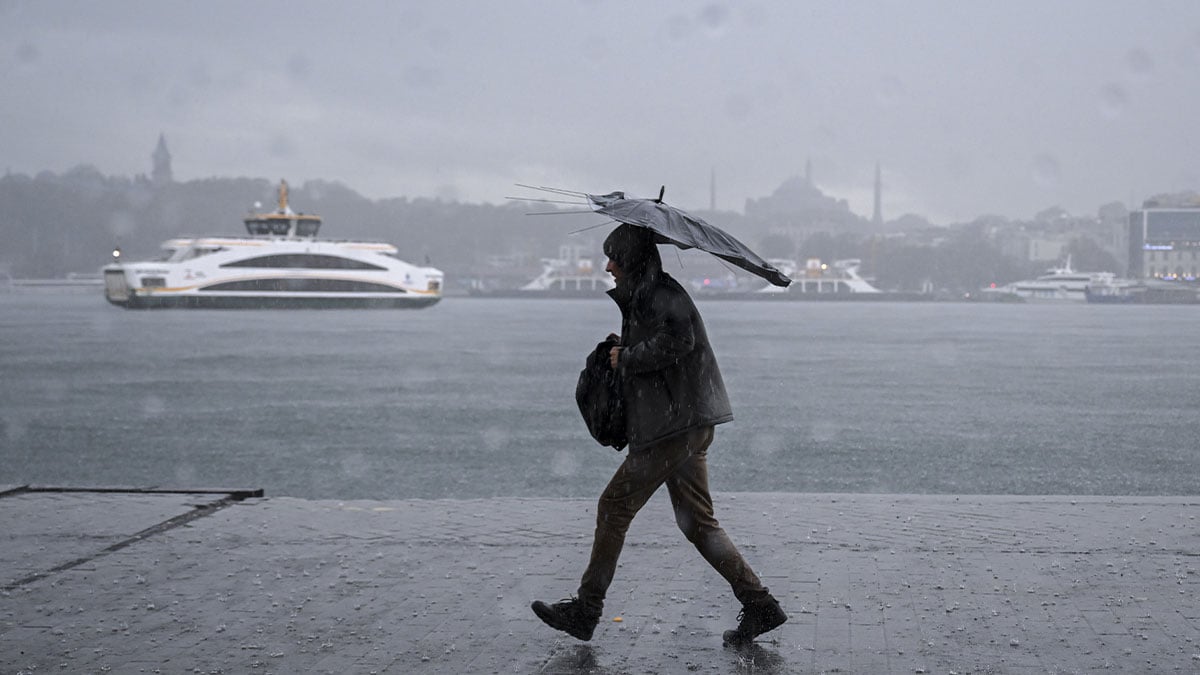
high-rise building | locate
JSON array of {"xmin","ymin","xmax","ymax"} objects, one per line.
[{"xmin": 1128, "ymin": 202, "xmax": 1200, "ymax": 280}]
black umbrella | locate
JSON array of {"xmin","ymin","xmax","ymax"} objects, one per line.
[{"xmin": 585, "ymin": 188, "xmax": 791, "ymax": 287}]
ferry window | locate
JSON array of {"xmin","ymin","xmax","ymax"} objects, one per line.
[
  {"xmin": 296, "ymin": 221, "xmax": 320, "ymax": 237},
  {"xmin": 220, "ymin": 254, "xmax": 386, "ymax": 270},
  {"xmin": 179, "ymin": 246, "xmax": 226, "ymax": 261},
  {"xmin": 202, "ymin": 278, "xmax": 404, "ymax": 293}
]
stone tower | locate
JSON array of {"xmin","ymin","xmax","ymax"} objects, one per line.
[
  {"xmin": 709, "ymin": 167, "xmax": 716, "ymax": 211},
  {"xmin": 872, "ymin": 161, "xmax": 883, "ymax": 226},
  {"xmin": 152, "ymin": 133, "xmax": 173, "ymax": 186}
]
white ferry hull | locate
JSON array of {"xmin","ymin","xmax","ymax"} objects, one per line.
[
  {"xmin": 104, "ymin": 267, "xmax": 440, "ymax": 310},
  {"xmin": 102, "ymin": 180, "xmax": 443, "ymax": 311},
  {"xmin": 111, "ymin": 296, "xmax": 439, "ymax": 309}
]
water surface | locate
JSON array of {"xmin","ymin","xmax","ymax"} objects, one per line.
[{"xmin": 2, "ymin": 293, "xmax": 1196, "ymax": 498}]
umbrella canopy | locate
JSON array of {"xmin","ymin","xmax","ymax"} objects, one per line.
[{"xmin": 587, "ymin": 190, "xmax": 791, "ymax": 287}]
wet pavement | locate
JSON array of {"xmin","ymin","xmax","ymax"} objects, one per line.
[{"xmin": 2, "ymin": 485, "xmax": 1198, "ymax": 674}]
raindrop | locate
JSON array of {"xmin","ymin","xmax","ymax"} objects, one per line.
[
  {"xmin": 339, "ymin": 452, "xmax": 369, "ymax": 479},
  {"xmin": 1125, "ymin": 48, "xmax": 1154, "ymax": 76},
  {"xmin": 810, "ymin": 420, "xmax": 838, "ymax": 442},
  {"xmin": 551, "ymin": 450, "xmax": 580, "ymax": 478},
  {"xmin": 697, "ymin": 4, "xmax": 730, "ymax": 34},
  {"xmin": 3, "ymin": 415, "xmax": 27, "ymax": 443},
  {"xmin": 286, "ymin": 54, "xmax": 312, "ymax": 81},
  {"xmin": 724, "ymin": 93, "xmax": 752, "ymax": 122},
  {"xmin": 664, "ymin": 14, "xmax": 693, "ymax": 41},
  {"xmin": 141, "ymin": 395, "xmax": 166, "ymax": 418},
  {"xmin": 749, "ymin": 431, "xmax": 782, "ymax": 456},
  {"xmin": 481, "ymin": 427, "xmax": 508, "ymax": 452},
  {"xmin": 1031, "ymin": 154, "xmax": 1061, "ymax": 189},
  {"xmin": 434, "ymin": 184, "xmax": 461, "ymax": 202},
  {"xmin": 875, "ymin": 75, "xmax": 906, "ymax": 108},
  {"xmin": 1099, "ymin": 83, "xmax": 1128, "ymax": 119},
  {"xmin": 267, "ymin": 135, "xmax": 295, "ymax": 159},
  {"xmin": 15, "ymin": 41, "xmax": 38, "ymax": 65},
  {"xmin": 402, "ymin": 64, "xmax": 441, "ymax": 89},
  {"xmin": 174, "ymin": 463, "xmax": 197, "ymax": 485}
]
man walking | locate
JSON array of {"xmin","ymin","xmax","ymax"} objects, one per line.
[{"xmin": 531, "ymin": 223, "xmax": 786, "ymax": 646}]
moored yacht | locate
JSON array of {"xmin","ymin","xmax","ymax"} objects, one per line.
[
  {"xmin": 756, "ymin": 258, "xmax": 881, "ymax": 296},
  {"xmin": 467, "ymin": 244, "xmax": 614, "ymax": 297},
  {"xmin": 103, "ymin": 181, "xmax": 443, "ymax": 309},
  {"xmin": 987, "ymin": 257, "xmax": 1119, "ymax": 303}
]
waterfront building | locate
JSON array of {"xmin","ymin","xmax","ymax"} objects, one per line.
[{"xmin": 1128, "ymin": 202, "xmax": 1200, "ymax": 280}]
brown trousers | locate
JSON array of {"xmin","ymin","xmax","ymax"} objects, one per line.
[{"xmin": 577, "ymin": 426, "xmax": 768, "ymax": 612}]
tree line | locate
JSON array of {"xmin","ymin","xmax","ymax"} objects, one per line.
[{"xmin": 0, "ymin": 165, "xmax": 1125, "ymax": 294}]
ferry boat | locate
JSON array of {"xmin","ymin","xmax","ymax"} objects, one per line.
[
  {"xmin": 986, "ymin": 257, "xmax": 1119, "ymax": 303},
  {"xmin": 102, "ymin": 181, "xmax": 443, "ymax": 309},
  {"xmin": 468, "ymin": 244, "xmax": 614, "ymax": 298},
  {"xmin": 1085, "ymin": 279, "xmax": 1200, "ymax": 304},
  {"xmin": 755, "ymin": 258, "xmax": 881, "ymax": 296}
]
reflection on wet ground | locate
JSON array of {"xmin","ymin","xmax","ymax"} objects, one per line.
[
  {"xmin": 724, "ymin": 642, "xmax": 788, "ymax": 673},
  {"xmin": 537, "ymin": 641, "xmax": 789, "ymax": 674},
  {"xmin": 540, "ymin": 645, "xmax": 605, "ymax": 674}
]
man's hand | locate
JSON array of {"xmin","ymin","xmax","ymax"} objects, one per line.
[{"xmin": 609, "ymin": 346, "xmax": 622, "ymax": 369}]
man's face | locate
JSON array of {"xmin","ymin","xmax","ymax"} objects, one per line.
[{"xmin": 605, "ymin": 258, "xmax": 624, "ymax": 284}]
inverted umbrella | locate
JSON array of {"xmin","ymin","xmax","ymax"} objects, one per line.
[{"xmin": 587, "ymin": 188, "xmax": 791, "ymax": 287}]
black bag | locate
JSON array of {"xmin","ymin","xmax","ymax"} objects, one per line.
[{"xmin": 575, "ymin": 338, "xmax": 627, "ymax": 451}]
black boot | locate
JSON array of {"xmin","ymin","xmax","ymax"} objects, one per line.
[
  {"xmin": 531, "ymin": 597, "xmax": 602, "ymax": 641},
  {"xmin": 723, "ymin": 595, "xmax": 787, "ymax": 645}
]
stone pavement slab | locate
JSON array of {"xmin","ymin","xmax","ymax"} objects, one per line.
[{"xmin": 1, "ymin": 490, "xmax": 1198, "ymax": 674}]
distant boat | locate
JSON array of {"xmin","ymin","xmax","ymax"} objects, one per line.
[
  {"xmin": 986, "ymin": 256, "xmax": 1121, "ymax": 303},
  {"xmin": 755, "ymin": 258, "xmax": 882, "ymax": 296},
  {"xmin": 469, "ymin": 244, "xmax": 614, "ymax": 298},
  {"xmin": 102, "ymin": 180, "xmax": 443, "ymax": 309},
  {"xmin": 1085, "ymin": 279, "xmax": 1200, "ymax": 304},
  {"xmin": 4, "ymin": 273, "xmax": 102, "ymax": 293}
]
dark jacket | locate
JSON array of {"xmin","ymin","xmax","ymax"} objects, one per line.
[{"xmin": 608, "ymin": 271, "xmax": 733, "ymax": 451}]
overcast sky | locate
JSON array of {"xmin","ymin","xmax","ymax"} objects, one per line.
[{"xmin": 3, "ymin": 0, "xmax": 1199, "ymax": 223}]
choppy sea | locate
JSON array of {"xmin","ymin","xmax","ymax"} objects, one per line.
[{"xmin": 2, "ymin": 292, "xmax": 1197, "ymax": 499}]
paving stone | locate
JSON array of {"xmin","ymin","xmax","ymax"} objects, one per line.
[{"xmin": 1, "ymin": 490, "xmax": 1199, "ymax": 672}]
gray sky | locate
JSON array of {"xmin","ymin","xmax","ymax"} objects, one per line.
[{"xmin": 3, "ymin": 0, "xmax": 1198, "ymax": 223}]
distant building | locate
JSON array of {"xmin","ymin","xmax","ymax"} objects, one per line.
[
  {"xmin": 744, "ymin": 170, "xmax": 862, "ymax": 232},
  {"xmin": 994, "ymin": 229, "xmax": 1070, "ymax": 263},
  {"xmin": 151, "ymin": 133, "xmax": 173, "ymax": 186},
  {"xmin": 1128, "ymin": 202, "xmax": 1200, "ymax": 280}
]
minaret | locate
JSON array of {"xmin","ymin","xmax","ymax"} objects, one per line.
[
  {"xmin": 151, "ymin": 133, "xmax": 173, "ymax": 186},
  {"xmin": 872, "ymin": 161, "xmax": 883, "ymax": 226},
  {"xmin": 709, "ymin": 167, "xmax": 716, "ymax": 211}
]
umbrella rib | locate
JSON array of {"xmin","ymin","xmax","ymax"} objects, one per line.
[
  {"xmin": 567, "ymin": 218, "xmax": 618, "ymax": 235},
  {"xmin": 505, "ymin": 196, "xmax": 589, "ymax": 205},
  {"xmin": 513, "ymin": 183, "xmax": 589, "ymax": 198},
  {"xmin": 713, "ymin": 256, "xmax": 740, "ymax": 276}
]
